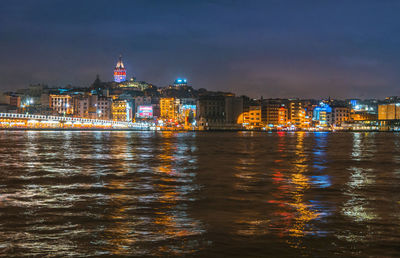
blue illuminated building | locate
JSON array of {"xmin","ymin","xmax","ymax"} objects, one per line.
[
  {"xmin": 350, "ymin": 99, "xmax": 359, "ymax": 108},
  {"xmin": 174, "ymin": 78, "xmax": 188, "ymax": 86},
  {"xmin": 313, "ymin": 102, "xmax": 332, "ymax": 125}
]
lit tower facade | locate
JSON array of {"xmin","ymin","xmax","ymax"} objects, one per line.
[{"xmin": 113, "ymin": 55, "xmax": 127, "ymax": 83}]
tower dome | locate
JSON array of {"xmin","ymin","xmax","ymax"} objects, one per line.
[{"xmin": 114, "ymin": 55, "xmax": 126, "ymax": 83}]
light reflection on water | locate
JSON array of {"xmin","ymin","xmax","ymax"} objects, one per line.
[{"xmin": 0, "ymin": 131, "xmax": 400, "ymax": 257}]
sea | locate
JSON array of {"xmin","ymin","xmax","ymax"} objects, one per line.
[{"xmin": 0, "ymin": 131, "xmax": 399, "ymax": 257}]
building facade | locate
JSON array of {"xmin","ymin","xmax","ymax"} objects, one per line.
[
  {"xmin": 261, "ymin": 100, "xmax": 288, "ymax": 127},
  {"xmin": 378, "ymin": 103, "xmax": 400, "ymax": 120},
  {"xmin": 177, "ymin": 98, "xmax": 196, "ymax": 127},
  {"xmin": 329, "ymin": 106, "xmax": 350, "ymax": 126},
  {"xmin": 49, "ymin": 94, "xmax": 73, "ymax": 115},
  {"xmin": 197, "ymin": 95, "xmax": 243, "ymax": 130},
  {"xmin": 288, "ymin": 100, "xmax": 306, "ymax": 126},
  {"xmin": 245, "ymin": 106, "xmax": 262, "ymax": 128},
  {"xmin": 160, "ymin": 98, "xmax": 178, "ymax": 121},
  {"xmin": 112, "ymin": 100, "xmax": 133, "ymax": 122},
  {"xmin": 313, "ymin": 103, "xmax": 332, "ymax": 126}
]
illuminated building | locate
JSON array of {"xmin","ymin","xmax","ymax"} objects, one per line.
[
  {"xmin": 113, "ymin": 55, "xmax": 126, "ymax": 83},
  {"xmin": 247, "ymin": 106, "xmax": 262, "ymax": 127},
  {"xmin": 278, "ymin": 106, "xmax": 287, "ymax": 125},
  {"xmin": 313, "ymin": 102, "xmax": 332, "ymax": 126},
  {"xmin": 136, "ymin": 105, "xmax": 153, "ymax": 119},
  {"xmin": 112, "ymin": 100, "xmax": 133, "ymax": 122},
  {"xmin": 173, "ymin": 78, "xmax": 188, "ymax": 87},
  {"xmin": 329, "ymin": 106, "xmax": 350, "ymax": 126},
  {"xmin": 239, "ymin": 111, "xmax": 249, "ymax": 125},
  {"xmin": 288, "ymin": 100, "xmax": 306, "ymax": 126},
  {"xmin": 134, "ymin": 96, "xmax": 159, "ymax": 119},
  {"xmin": 49, "ymin": 94, "xmax": 73, "ymax": 115},
  {"xmin": 160, "ymin": 98, "xmax": 178, "ymax": 121},
  {"xmin": 378, "ymin": 103, "xmax": 400, "ymax": 120},
  {"xmin": 350, "ymin": 99, "xmax": 361, "ymax": 110},
  {"xmin": 349, "ymin": 99, "xmax": 377, "ymax": 114},
  {"xmin": 117, "ymin": 78, "xmax": 151, "ymax": 90},
  {"xmin": 178, "ymin": 98, "xmax": 196, "ymax": 126},
  {"xmin": 261, "ymin": 100, "xmax": 288, "ymax": 127},
  {"xmin": 74, "ymin": 95, "xmax": 112, "ymax": 119},
  {"xmin": 351, "ymin": 111, "xmax": 377, "ymax": 121}
]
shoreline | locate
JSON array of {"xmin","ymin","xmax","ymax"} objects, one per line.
[{"xmin": 0, "ymin": 128, "xmax": 393, "ymax": 132}]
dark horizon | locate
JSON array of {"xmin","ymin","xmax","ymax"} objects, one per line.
[{"xmin": 1, "ymin": 0, "xmax": 400, "ymax": 99}]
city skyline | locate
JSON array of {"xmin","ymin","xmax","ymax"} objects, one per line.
[
  {"xmin": 1, "ymin": 0, "xmax": 400, "ymax": 99},
  {"xmin": 2, "ymin": 2, "xmax": 400, "ymax": 257}
]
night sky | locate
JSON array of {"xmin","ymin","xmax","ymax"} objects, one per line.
[{"xmin": 1, "ymin": 0, "xmax": 400, "ymax": 98}]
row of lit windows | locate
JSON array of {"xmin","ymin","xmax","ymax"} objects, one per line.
[{"xmin": 52, "ymin": 99, "xmax": 71, "ymax": 103}]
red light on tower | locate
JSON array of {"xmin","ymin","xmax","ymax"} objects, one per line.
[{"xmin": 114, "ymin": 55, "xmax": 126, "ymax": 83}]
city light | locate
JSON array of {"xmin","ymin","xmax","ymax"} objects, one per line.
[{"xmin": 0, "ymin": 55, "xmax": 395, "ymax": 132}]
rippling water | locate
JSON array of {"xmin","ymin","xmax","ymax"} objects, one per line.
[{"xmin": 0, "ymin": 131, "xmax": 400, "ymax": 257}]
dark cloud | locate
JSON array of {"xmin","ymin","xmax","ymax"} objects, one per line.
[{"xmin": 1, "ymin": 0, "xmax": 400, "ymax": 98}]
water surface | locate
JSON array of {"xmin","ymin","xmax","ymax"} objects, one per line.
[{"xmin": 0, "ymin": 131, "xmax": 399, "ymax": 257}]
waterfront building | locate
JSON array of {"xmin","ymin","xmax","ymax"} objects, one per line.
[
  {"xmin": 244, "ymin": 106, "xmax": 262, "ymax": 128},
  {"xmin": 160, "ymin": 97, "xmax": 179, "ymax": 122},
  {"xmin": 112, "ymin": 99, "xmax": 133, "ymax": 122},
  {"xmin": 351, "ymin": 111, "xmax": 378, "ymax": 121},
  {"xmin": 0, "ymin": 93, "xmax": 21, "ymax": 108},
  {"xmin": 134, "ymin": 96, "xmax": 160, "ymax": 119},
  {"xmin": 113, "ymin": 55, "xmax": 127, "ymax": 83},
  {"xmin": 136, "ymin": 105, "xmax": 154, "ymax": 120},
  {"xmin": 49, "ymin": 94, "xmax": 73, "ymax": 115},
  {"xmin": 278, "ymin": 106, "xmax": 288, "ymax": 126},
  {"xmin": 313, "ymin": 102, "xmax": 332, "ymax": 126},
  {"xmin": 151, "ymin": 97, "xmax": 161, "ymax": 118},
  {"xmin": 239, "ymin": 111, "xmax": 249, "ymax": 125},
  {"xmin": 378, "ymin": 103, "xmax": 400, "ymax": 120},
  {"xmin": 73, "ymin": 95, "xmax": 89, "ymax": 118},
  {"xmin": 74, "ymin": 95, "xmax": 112, "ymax": 119},
  {"xmin": 261, "ymin": 100, "xmax": 288, "ymax": 127},
  {"xmin": 349, "ymin": 99, "xmax": 377, "ymax": 114},
  {"xmin": 301, "ymin": 103, "xmax": 315, "ymax": 128},
  {"xmin": 197, "ymin": 95, "xmax": 243, "ymax": 130},
  {"xmin": 2, "ymin": 92, "xmax": 24, "ymax": 108},
  {"xmin": 197, "ymin": 95, "xmax": 227, "ymax": 129},
  {"xmin": 287, "ymin": 100, "xmax": 306, "ymax": 126},
  {"xmin": 328, "ymin": 106, "xmax": 350, "ymax": 126},
  {"xmin": 0, "ymin": 92, "xmax": 20, "ymax": 113},
  {"xmin": 96, "ymin": 96, "xmax": 112, "ymax": 119},
  {"xmin": 225, "ymin": 96, "xmax": 243, "ymax": 126},
  {"xmin": 177, "ymin": 98, "xmax": 197, "ymax": 127}
]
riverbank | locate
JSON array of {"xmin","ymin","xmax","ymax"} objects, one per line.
[{"xmin": 0, "ymin": 127, "xmax": 395, "ymax": 132}]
